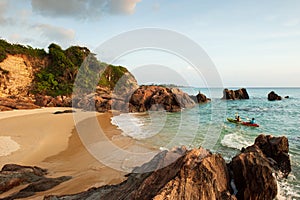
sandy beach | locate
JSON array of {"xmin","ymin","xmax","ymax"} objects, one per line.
[{"xmin": 0, "ymin": 108, "xmax": 159, "ymax": 199}]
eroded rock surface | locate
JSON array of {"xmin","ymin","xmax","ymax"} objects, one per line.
[{"xmin": 222, "ymin": 88, "xmax": 249, "ymax": 100}]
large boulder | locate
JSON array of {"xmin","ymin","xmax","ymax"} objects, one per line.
[
  {"xmin": 45, "ymin": 147, "xmax": 236, "ymax": 200},
  {"xmin": 254, "ymin": 134, "xmax": 291, "ymax": 177},
  {"xmin": 230, "ymin": 145, "xmax": 278, "ymax": 200},
  {"xmin": 129, "ymin": 86, "xmax": 196, "ymax": 112},
  {"xmin": 222, "ymin": 88, "xmax": 249, "ymax": 100},
  {"xmin": 268, "ymin": 91, "xmax": 282, "ymax": 101},
  {"xmin": 229, "ymin": 134, "xmax": 291, "ymax": 200}
]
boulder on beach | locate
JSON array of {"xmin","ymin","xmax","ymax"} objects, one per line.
[
  {"xmin": 222, "ymin": 88, "xmax": 249, "ymax": 100},
  {"xmin": 268, "ymin": 91, "xmax": 282, "ymax": 101}
]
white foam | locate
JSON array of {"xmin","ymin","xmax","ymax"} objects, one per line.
[
  {"xmin": 221, "ymin": 133, "xmax": 252, "ymax": 150},
  {"xmin": 0, "ymin": 136, "xmax": 20, "ymax": 156},
  {"xmin": 111, "ymin": 111, "xmax": 166, "ymax": 140}
]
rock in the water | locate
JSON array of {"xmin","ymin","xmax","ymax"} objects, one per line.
[
  {"xmin": 222, "ymin": 88, "xmax": 249, "ymax": 100},
  {"xmin": 254, "ymin": 134, "xmax": 291, "ymax": 177},
  {"xmin": 190, "ymin": 92, "xmax": 211, "ymax": 103},
  {"xmin": 45, "ymin": 147, "xmax": 236, "ymax": 200},
  {"xmin": 0, "ymin": 164, "xmax": 71, "ymax": 199},
  {"xmin": 230, "ymin": 145, "xmax": 277, "ymax": 200},
  {"xmin": 268, "ymin": 91, "xmax": 282, "ymax": 101},
  {"xmin": 129, "ymin": 86, "xmax": 196, "ymax": 112}
]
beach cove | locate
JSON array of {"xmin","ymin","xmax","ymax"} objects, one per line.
[{"xmin": 0, "ymin": 108, "xmax": 158, "ymax": 199}]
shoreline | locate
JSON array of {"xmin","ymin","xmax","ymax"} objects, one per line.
[{"xmin": 0, "ymin": 108, "xmax": 159, "ymax": 199}]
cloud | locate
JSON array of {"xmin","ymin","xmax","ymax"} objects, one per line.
[
  {"xmin": 34, "ymin": 24, "xmax": 75, "ymax": 44},
  {"xmin": 31, "ymin": 0, "xmax": 141, "ymax": 19},
  {"xmin": 0, "ymin": 0, "xmax": 9, "ymax": 24},
  {"xmin": 110, "ymin": 0, "xmax": 141, "ymax": 14},
  {"xmin": 283, "ymin": 19, "xmax": 299, "ymax": 27}
]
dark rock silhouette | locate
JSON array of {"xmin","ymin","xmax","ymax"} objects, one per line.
[
  {"xmin": 268, "ymin": 91, "xmax": 282, "ymax": 101},
  {"xmin": 190, "ymin": 92, "xmax": 211, "ymax": 103},
  {"xmin": 222, "ymin": 88, "xmax": 249, "ymax": 100}
]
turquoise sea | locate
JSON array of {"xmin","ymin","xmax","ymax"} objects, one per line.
[{"xmin": 111, "ymin": 88, "xmax": 300, "ymax": 199}]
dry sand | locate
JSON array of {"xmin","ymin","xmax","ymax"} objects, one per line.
[{"xmin": 0, "ymin": 108, "xmax": 159, "ymax": 199}]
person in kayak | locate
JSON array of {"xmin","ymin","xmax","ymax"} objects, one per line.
[
  {"xmin": 250, "ymin": 118, "xmax": 255, "ymax": 124},
  {"xmin": 235, "ymin": 115, "xmax": 241, "ymax": 122}
]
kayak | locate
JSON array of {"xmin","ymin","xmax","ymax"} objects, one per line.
[{"xmin": 227, "ymin": 118, "xmax": 259, "ymax": 127}]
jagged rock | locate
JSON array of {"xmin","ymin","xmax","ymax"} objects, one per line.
[
  {"xmin": 268, "ymin": 91, "xmax": 282, "ymax": 101},
  {"xmin": 45, "ymin": 147, "xmax": 236, "ymax": 200},
  {"xmin": 230, "ymin": 134, "xmax": 291, "ymax": 200},
  {"xmin": 34, "ymin": 95, "xmax": 72, "ymax": 107},
  {"xmin": 230, "ymin": 145, "xmax": 277, "ymax": 200},
  {"xmin": 254, "ymin": 134, "xmax": 291, "ymax": 177},
  {"xmin": 285, "ymin": 96, "xmax": 289, "ymax": 99},
  {"xmin": 190, "ymin": 92, "xmax": 211, "ymax": 103},
  {"xmin": 0, "ymin": 164, "xmax": 71, "ymax": 199},
  {"xmin": 0, "ymin": 97, "xmax": 40, "ymax": 111},
  {"xmin": 128, "ymin": 86, "xmax": 195, "ymax": 112},
  {"xmin": 222, "ymin": 88, "xmax": 249, "ymax": 100}
]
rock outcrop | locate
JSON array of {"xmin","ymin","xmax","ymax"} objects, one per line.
[
  {"xmin": 222, "ymin": 88, "xmax": 249, "ymax": 100},
  {"xmin": 45, "ymin": 147, "xmax": 236, "ymax": 200},
  {"xmin": 268, "ymin": 91, "xmax": 282, "ymax": 101},
  {"xmin": 253, "ymin": 134, "xmax": 291, "ymax": 177},
  {"xmin": 0, "ymin": 164, "xmax": 71, "ymax": 199},
  {"xmin": 128, "ymin": 86, "xmax": 196, "ymax": 112},
  {"xmin": 190, "ymin": 92, "xmax": 211, "ymax": 103},
  {"xmin": 0, "ymin": 97, "xmax": 40, "ymax": 111},
  {"xmin": 229, "ymin": 134, "xmax": 291, "ymax": 200}
]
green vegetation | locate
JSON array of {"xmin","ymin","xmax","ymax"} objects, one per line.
[
  {"xmin": 0, "ymin": 39, "xmax": 46, "ymax": 62},
  {"xmin": 0, "ymin": 39, "xmax": 132, "ymax": 97}
]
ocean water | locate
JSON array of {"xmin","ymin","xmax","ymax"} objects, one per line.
[{"xmin": 111, "ymin": 87, "xmax": 300, "ymax": 199}]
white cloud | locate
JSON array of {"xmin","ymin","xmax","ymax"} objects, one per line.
[
  {"xmin": 34, "ymin": 24, "xmax": 75, "ymax": 44},
  {"xmin": 31, "ymin": 0, "xmax": 141, "ymax": 19}
]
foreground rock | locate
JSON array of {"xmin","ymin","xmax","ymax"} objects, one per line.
[
  {"xmin": 190, "ymin": 92, "xmax": 211, "ymax": 103},
  {"xmin": 268, "ymin": 91, "xmax": 282, "ymax": 101},
  {"xmin": 45, "ymin": 147, "xmax": 235, "ymax": 200},
  {"xmin": 222, "ymin": 88, "xmax": 249, "ymax": 100},
  {"xmin": 0, "ymin": 97, "xmax": 40, "ymax": 111},
  {"xmin": 0, "ymin": 164, "xmax": 71, "ymax": 199},
  {"xmin": 229, "ymin": 134, "xmax": 291, "ymax": 200},
  {"xmin": 45, "ymin": 134, "xmax": 290, "ymax": 200},
  {"xmin": 129, "ymin": 86, "xmax": 196, "ymax": 112}
]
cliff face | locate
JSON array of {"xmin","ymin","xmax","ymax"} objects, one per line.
[{"xmin": 0, "ymin": 54, "xmax": 48, "ymax": 98}]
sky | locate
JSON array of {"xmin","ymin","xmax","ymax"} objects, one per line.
[{"xmin": 1, "ymin": 0, "xmax": 300, "ymax": 87}]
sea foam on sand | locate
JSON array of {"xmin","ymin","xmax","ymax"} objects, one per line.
[{"xmin": 0, "ymin": 136, "xmax": 20, "ymax": 156}]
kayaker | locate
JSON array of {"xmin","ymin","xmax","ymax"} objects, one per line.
[
  {"xmin": 250, "ymin": 118, "xmax": 255, "ymax": 124},
  {"xmin": 235, "ymin": 115, "xmax": 241, "ymax": 122}
]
